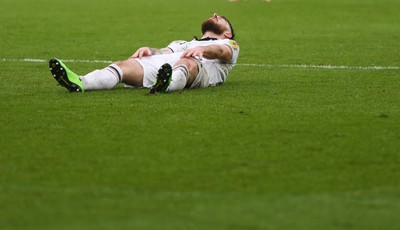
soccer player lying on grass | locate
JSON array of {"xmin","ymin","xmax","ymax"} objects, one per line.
[{"xmin": 49, "ymin": 13, "xmax": 240, "ymax": 94}]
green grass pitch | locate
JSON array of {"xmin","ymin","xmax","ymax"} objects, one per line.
[{"xmin": 1, "ymin": 0, "xmax": 399, "ymax": 229}]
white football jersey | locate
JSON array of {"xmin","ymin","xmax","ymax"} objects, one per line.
[{"xmin": 167, "ymin": 38, "xmax": 240, "ymax": 85}]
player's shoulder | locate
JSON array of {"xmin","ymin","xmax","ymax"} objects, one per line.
[
  {"xmin": 221, "ymin": 39, "xmax": 239, "ymax": 50},
  {"xmin": 169, "ymin": 40, "xmax": 187, "ymax": 45},
  {"xmin": 167, "ymin": 40, "xmax": 189, "ymax": 52}
]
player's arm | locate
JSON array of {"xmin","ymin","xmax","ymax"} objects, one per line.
[
  {"xmin": 130, "ymin": 47, "xmax": 173, "ymax": 59},
  {"xmin": 180, "ymin": 44, "xmax": 232, "ymax": 62}
]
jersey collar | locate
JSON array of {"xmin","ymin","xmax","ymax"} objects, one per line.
[{"xmin": 194, "ymin": 36, "xmax": 218, "ymax": 41}]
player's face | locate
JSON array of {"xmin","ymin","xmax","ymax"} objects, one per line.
[{"xmin": 201, "ymin": 13, "xmax": 232, "ymax": 36}]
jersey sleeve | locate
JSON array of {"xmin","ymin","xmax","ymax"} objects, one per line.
[
  {"xmin": 224, "ymin": 39, "xmax": 240, "ymax": 64},
  {"xmin": 167, "ymin": 40, "xmax": 188, "ymax": 53}
]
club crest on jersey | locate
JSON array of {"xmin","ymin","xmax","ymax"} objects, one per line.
[{"xmin": 229, "ymin": 40, "xmax": 239, "ymax": 50}]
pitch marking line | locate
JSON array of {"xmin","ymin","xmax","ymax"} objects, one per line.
[
  {"xmin": 1, "ymin": 58, "xmax": 399, "ymax": 70},
  {"xmin": 237, "ymin": 63, "xmax": 400, "ymax": 70},
  {"xmin": 0, "ymin": 58, "xmax": 112, "ymax": 64}
]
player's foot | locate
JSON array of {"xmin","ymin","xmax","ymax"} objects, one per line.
[
  {"xmin": 149, "ymin": 63, "xmax": 172, "ymax": 94},
  {"xmin": 49, "ymin": 58, "xmax": 85, "ymax": 92}
]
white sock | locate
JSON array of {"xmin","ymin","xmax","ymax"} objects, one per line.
[
  {"xmin": 80, "ymin": 64, "xmax": 123, "ymax": 90},
  {"xmin": 166, "ymin": 65, "xmax": 189, "ymax": 92}
]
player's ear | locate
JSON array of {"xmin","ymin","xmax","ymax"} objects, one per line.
[{"xmin": 224, "ymin": 32, "xmax": 233, "ymax": 39}]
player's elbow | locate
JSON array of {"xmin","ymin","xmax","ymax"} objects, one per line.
[
  {"xmin": 220, "ymin": 51, "xmax": 232, "ymax": 62},
  {"xmin": 219, "ymin": 47, "xmax": 232, "ymax": 62}
]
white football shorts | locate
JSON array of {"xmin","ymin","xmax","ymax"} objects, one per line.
[{"xmin": 132, "ymin": 52, "xmax": 209, "ymax": 88}]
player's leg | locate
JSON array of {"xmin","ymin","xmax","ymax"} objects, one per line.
[
  {"xmin": 49, "ymin": 57, "xmax": 145, "ymax": 92},
  {"xmin": 149, "ymin": 58, "xmax": 199, "ymax": 94},
  {"xmin": 115, "ymin": 59, "xmax": 144, "ymax": 87},
  {"xmin": 78, "ymin": 63, "xmax": 123, "ymax": 91},
  {"xmin": 169, "ymin": 58, "xmax": 199, "ymax": 90},
  {"xmin": 80, "ymin": 59, "xmax": 144, "ymax": 90},
  {"xmin": 49, "ymin": 57, "xmax": 124, "ymax": 92}
]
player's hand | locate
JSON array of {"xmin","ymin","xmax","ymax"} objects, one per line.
[
  {"xmin": 131, "ymin": 47, "xmax": 152, "ymax": 59},
  {"xmin": 180, "ymin": 47, "xmax": 205, "ymax": 60}
]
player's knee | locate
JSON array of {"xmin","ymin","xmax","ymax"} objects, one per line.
[
  {"xmin": 113, "ymin": 59, "xmax": 144, "ymax": 86},
  {"xmin": 113, "ymin": 60, "xmax": 128, "ymax": 71},
  {"xmin": 174, "ymin": 58, "xmax": 198, "ymax": 76}
]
